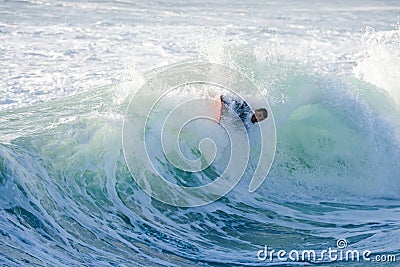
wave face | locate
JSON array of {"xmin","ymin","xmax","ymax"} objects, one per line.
[{"xmin": 1, "ymin": 0, "xmax": 400, "ymax": 266}]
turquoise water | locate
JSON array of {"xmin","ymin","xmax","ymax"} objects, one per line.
[{"xmin": 1, "ymin": 0, "xmax": 400, "ymax": 266}]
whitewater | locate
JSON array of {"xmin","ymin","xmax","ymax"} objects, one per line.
[{"xmin": 0, "ymin": 0, "xmax": 399, "ymax": 266}]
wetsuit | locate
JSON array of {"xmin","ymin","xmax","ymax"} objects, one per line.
[{"xmin": 220, "ymin": 95, "xmax": 253, "ymax": 130}]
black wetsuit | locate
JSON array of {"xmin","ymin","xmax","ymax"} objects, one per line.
[{"xmin": 221, "ymin": 95, "xmax": 253, "ymax": 130}]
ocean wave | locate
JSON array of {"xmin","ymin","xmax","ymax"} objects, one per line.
[{"xmin": 1, "ymin": 41, "xmax": 399, "ymax": 265}]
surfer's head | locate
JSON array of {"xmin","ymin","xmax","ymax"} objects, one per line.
[{"xmin": 251, "ymin": 108, "xmax": 268, "ymax": 123}]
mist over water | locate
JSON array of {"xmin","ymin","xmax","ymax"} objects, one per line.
[{"xmin": 0, "ymin": 0, "xmax": 399, "ymax": 266}]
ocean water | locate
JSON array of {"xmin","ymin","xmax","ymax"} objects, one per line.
[{"xmin": 1, "ymin": 0, "xmax": 400, "ymax": 266}]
